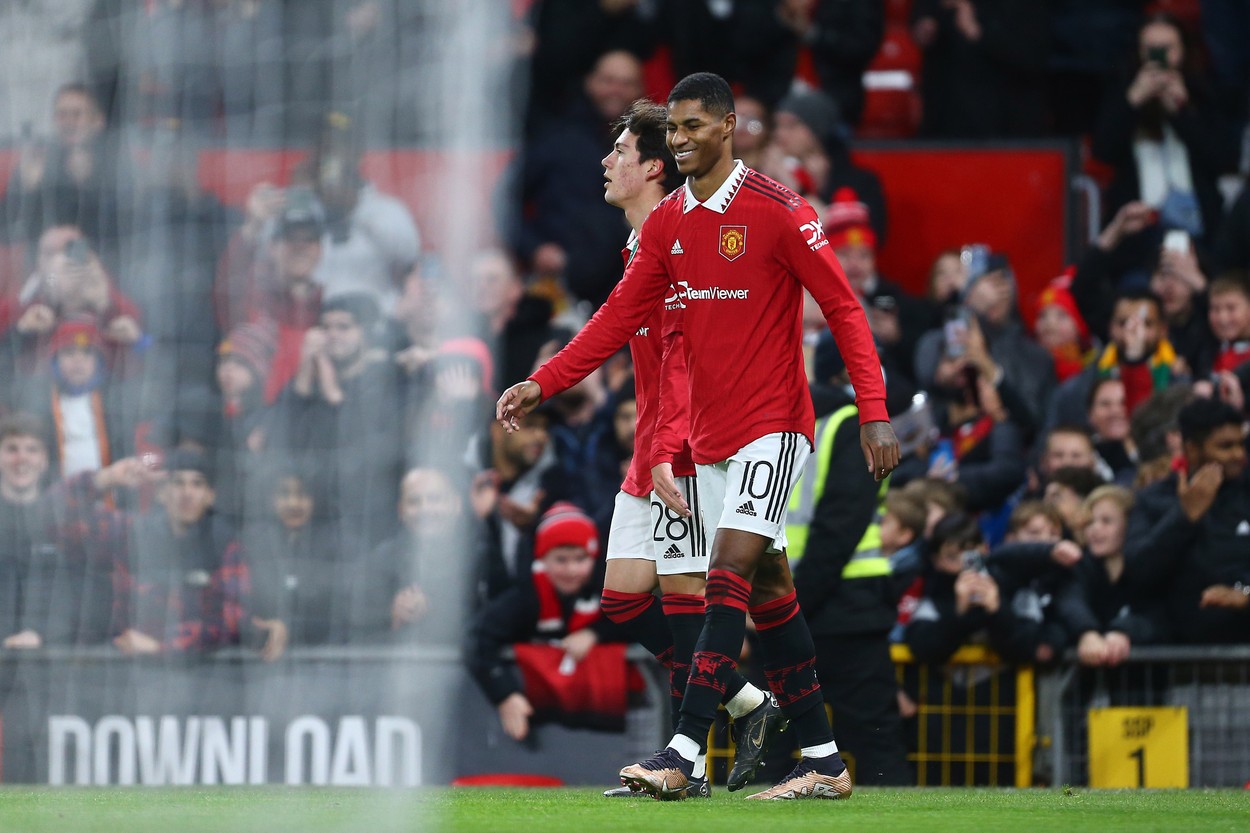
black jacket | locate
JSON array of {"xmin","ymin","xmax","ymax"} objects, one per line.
[{"xmin": 793, "ymin": 386, "xmax": 916, "ymax": 637}]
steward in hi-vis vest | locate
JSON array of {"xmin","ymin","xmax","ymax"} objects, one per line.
[{"xmin": 788, "ymin": 379, "xmax": 915, "ymax": 785}]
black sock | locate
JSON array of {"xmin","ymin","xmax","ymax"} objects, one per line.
[
  {"xmin": 751, "ymin": 591, "xmax": 833, "ymax": 749},
  {"xmin": 663, "ymin": 592, "xmax": 704, "ymax": 733},
  {"xmin": 602, "ymin": 589, "xmax": 673, "ymax": 668},
  {"xmin": 675, "ymin": 569, "xmax": 750, "ymax": 749}
]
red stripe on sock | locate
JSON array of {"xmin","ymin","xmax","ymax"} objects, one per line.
[
  {"xmin": 749, "ymin": 591, "xmax": 798, "ymax": 631},
  {"xmin": 706, "ymin": 569, "xmax": 751, "ymax": 611},
  {"xmin": 661, "ymin": 593, "xmax": 706, "ymax": 617},
  {"xmin": 600, "ymin": 589, "xmax": 656, "ymax": 623}
]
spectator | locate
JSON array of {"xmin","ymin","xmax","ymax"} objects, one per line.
[
  {"xmin": 914, "ymin": 250, "xmax": 1055, "ymax": 433},
  {"xmin": 0, "ymin": 84, "xmax": 121, "ymax": 256},
  {"xmin": 267, "ymin": 292, "xmax": 403, "ymax": 548},
  {"xmin": 911, "ymin": 0, "xmax": 1049, "ymax": 139},
  {"xmin": 296, "ymin": 112, "xmax": 421, "ymax": 311},
  {"xmin": 1032, "ymin": 271, "xmax": 1095, "ymax": 383},
  {"xmin": 1043, "ymin": 465, "xmax": 1106, "ymax": 540},
  {"xmin": 1086, "ymin": 378, "xmax": 1136, "ymax": 483},
  {"xmin": 1214, "ymin": 183, "xmax": 1249, "ymax": 274},
  {"xmin": 1091, "ymin": 12, "xmax": 1237, "ymax": 252},
  {"xmin": 112, "ymin": 449, "xmax": 253, "ymax": 655},
  {"xmin": 759, "ymin": 87, "xmax": 888, "ymax": 242},
  {"xmin": 0, "ymin": 413, "xmax": 57, "ymax": 650},
  {"xmin": 8, "ymin": 226, "xmax": 143, "ymax": 384},
  {"xmin": 507, "ymin": 50, "xmax": 644, "ymax": 308},
  {"xmin": 803, "ymin": 0, "xmax": 885, "ymax": 128},
  {"xmin": 1202, "ymin": 272, "xmax": 1250, "ymax": 377},
  {"xmin": 1148, "ymin": 234, "xmax": 1215, "ymax": 375},
  {"xmin": 731, "ymin": 94, "xmax": 772, "ymax": 171},
  {"xmin": 350, "ymin": 465, "xmax": 476, "ymax": 645},
  {"xmin": 16, "ymin": 318, "xmax": 136, "ymax": 479},
  {"xmin": 1047, "ymin": 291, "xmax": 1181, "ymax": 430},
  {"xmin": 904, "ymin": 512, "xmax": 1037, "ymax": 664},
  {"xmin": 0, "ymin": 415, "xmax": 150, "ymax": 648},
  {"xmin": 202, "ymin": 322, "xmax": 276, "ymax": 527},
  {"xmin": 466, "ymin": 501, "xmax": 631, "ymax": 741},
  {"xmin": 215, "ymin": 188, "xmax": 327, "ymax": 403},
  {"xmin": 468, "ymin": 401, "xmax": 579, "ymax": 602},
  {"xmin": 244, "ymin": 463, "xmax": 353, "ymax": 654},
  {"xmin": 1057, "ymin": 485, "xmax": 1170, "ymax": 667},
  {"xmin": 824, "ymin": 190, "xmax": 926, "ymax": 385},
  {"xmin": 1128, "ymin": 383, "xmax": 1191, "ymax": 488},
  {"xmin": 788, "ymin": 374, "xmax": 919, "ymax": 785},
  {"xmin": 1125, "ymin": 397, "xmax": 1250, "ymax": 643}
]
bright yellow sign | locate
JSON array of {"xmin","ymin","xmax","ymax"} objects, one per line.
[{"xmin": 1088, "ymin": 706, "xmax": 1188, "ymax": 788}]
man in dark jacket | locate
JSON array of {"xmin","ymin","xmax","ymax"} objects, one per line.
[
  {"xmin": 1124, "ymin": 397, "xmax": 1250, "ymax": 643},
  {"xmin": 789, "ymin": 347, "xmax": 917, "ymax": 785}
]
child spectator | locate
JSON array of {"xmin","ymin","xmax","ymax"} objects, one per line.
[
  {"xmin": 1058, "ymin": 486, "xmax": 1170, "ymax": 666},
  {"xmin": 1044, "ymin": 466, "xmax": 1107, "ymax": 540},
  {"xmin": 1033, "ymin": 272, "xmax": 1095, "ymax": 382},
  {"xmin": 904, "ymin": 513, "xmax": 1037, "ymax": 664},
  {"xmin": 466, "ymin": 502, "xmax": 633, "ymax": 742},
  {"xmin": 1205, "ymin": 273, "xmax": 1250, "ymax": 374}
]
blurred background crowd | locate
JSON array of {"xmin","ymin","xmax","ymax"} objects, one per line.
[{"xmin": 0, "ymin": 0, "xmax": 1247, "ymax": 754}]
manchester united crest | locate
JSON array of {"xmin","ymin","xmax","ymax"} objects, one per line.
[{"xmin": 719, "ymin": 225, "xmax": 746, "ymax": 261}]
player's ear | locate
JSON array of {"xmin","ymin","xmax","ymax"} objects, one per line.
[{"xmin": 723, "ymin": 111, "xmax": 737, "ymax": 141}]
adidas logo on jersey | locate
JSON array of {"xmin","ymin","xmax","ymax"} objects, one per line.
[
  {"xmin": 662, "ymin": 544, "xmax": 684, "ymax": 559},
  {"xmin": 671, "ymin": 239, "xmax": 685, "ymax": 255},
  {"xmin": 735, "ymin": 501, "xmax": 757, "ymax": 517}
]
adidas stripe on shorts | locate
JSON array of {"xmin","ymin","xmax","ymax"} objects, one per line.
[
  {"xmin": 605, "ymin": 477, "xmax": 710, "ymax": 576},
  {"xmin": 696, "ymin": 431, "xmax": 813, "ymax": 554}
]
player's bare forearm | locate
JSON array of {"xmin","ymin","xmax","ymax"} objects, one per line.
[{"xmin": 496, "ymin": 380, "xmax": 542, "ymax": 432}]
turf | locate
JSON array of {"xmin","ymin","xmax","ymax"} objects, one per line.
[{"xmin": 0, "ymin": 786, "xmax": 1247, "ymax": 833}]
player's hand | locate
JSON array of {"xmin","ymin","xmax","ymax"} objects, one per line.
[
  {"xmin": 861, "ymin": 420, "xmax": 900, "ymax": 482},
  {"xmin": 497, "ymin": 692, "xmax": 533, "ymax": 741},
  {"xmin": 496, "ymin": 380, "xmax": 542, "ymax": 432},
  {"xmin": 650, "ymin": 462, "xmax": 690, "ymax": 517}
]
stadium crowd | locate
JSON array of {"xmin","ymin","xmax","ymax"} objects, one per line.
[{"xmin": 0, "ymin": 0, "xmax": 1248, "ymax": 782}]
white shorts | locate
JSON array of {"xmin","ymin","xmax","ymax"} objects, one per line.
[
  {"xmin": 605, "ymin": 478, "xmax": 710, "ymax": 576},
  {"xmin": 696, "ymin": 432, "xmax": 812, "ymax": 553}
]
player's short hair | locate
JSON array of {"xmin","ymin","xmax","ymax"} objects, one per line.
[
  {"xmin": 668, "ymin": 72, "xmax": 735, "ymax": 118},
  {"xmin": 614, "ymin": 99, "xmax": 681, "ymax": 192}
]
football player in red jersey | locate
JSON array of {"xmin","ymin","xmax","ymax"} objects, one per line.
[{"xmin": 498, "ymin": 73, "xmax": 898, "ymax": 800}]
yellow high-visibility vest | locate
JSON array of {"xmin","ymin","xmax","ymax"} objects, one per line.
[{"xmin": 787, "ymin": 404, "xmax": 891, "ymax": 578}]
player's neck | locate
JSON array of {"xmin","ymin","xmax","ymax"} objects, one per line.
[
  {"xmin": 688, "ymin": 154, "xmax": 737, "ymax": 203},
  {"xmin": 624, "ymin": 187, "xmax": 666, "ymax": 233}
]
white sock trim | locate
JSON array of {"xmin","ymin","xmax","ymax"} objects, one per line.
[
  {"xmin": 725, "ymin": 684, "xmax": 766, "ymax": 719},
  {"xmin": 692, "ymin": 753, "xmax": 707, "ymax": 779},
  {"xmin": 801, "ymin": 740, "xmax": 839, "ymax": 758},
  {"xmin": 669, "ymin": 734, "xmax": 701, "ymax": 763}
]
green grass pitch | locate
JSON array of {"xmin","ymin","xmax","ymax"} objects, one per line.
[{"xmin": 1, "ymin": 786, "xmax": 1247, "ymax": 833}]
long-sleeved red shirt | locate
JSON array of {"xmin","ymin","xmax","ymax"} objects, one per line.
[
  {"xmin": 619, "ymin": 232, "xmax": 694, "ymax": 497},
  {"xmin": 531, "ymin": 162, "xmax": 887, "ymax": 464}
]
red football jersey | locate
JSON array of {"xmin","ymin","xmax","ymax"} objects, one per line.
[
  {"xmin": 531, "ymin": 162, "xmax": 887, "ymax": 465},
  {"xmin": 621, "ymin": 232, "xmax": 695, "ymax": 498}
]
